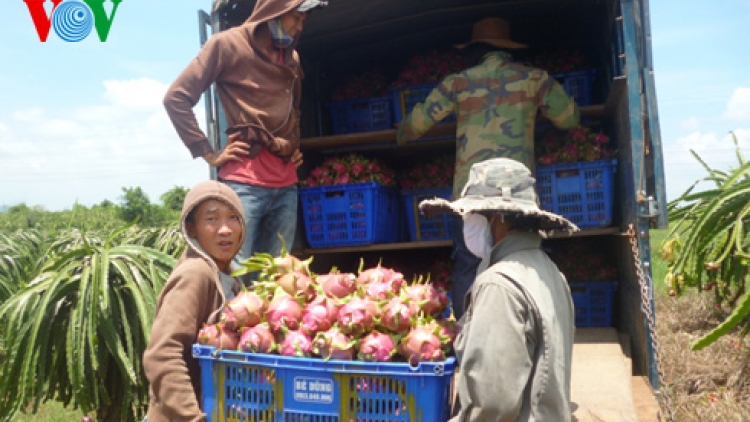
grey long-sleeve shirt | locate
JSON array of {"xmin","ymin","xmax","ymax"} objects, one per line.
[{"xmin": 451, "ymin": 232, "xmax": 575, "ymax": 421}]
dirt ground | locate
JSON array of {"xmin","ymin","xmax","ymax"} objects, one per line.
[{"xmin": 655, "ymin": 289, "xmax": 750, "ymax": 422}]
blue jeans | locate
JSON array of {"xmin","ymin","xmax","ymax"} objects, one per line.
[
  {"xmin": 450, "ymin": 214, "xmax": 481, "ymax": 319},
  {"xmin": 223, "ymin": 181, "xmax": 298, "ymax": 270}
]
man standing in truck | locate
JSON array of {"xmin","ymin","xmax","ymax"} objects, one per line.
[
  {"xmin": 397, "ymin": 17, "xmax": 580, "ymax": 318},
  {"xmin": 163, "ymin": 0, "xmax": 327, "ymax": 278}
]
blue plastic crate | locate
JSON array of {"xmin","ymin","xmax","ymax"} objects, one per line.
[
  {"xmin": 194, "ymin": 345, "xmax": 456, "ymax": 421},
  {"xmin": 330, "ymin": 97, "xmax": 392, "ymax": 135},
  {"xmin": 390, "ymin": 83, "xmax": 456, "ymax": 124},
  {"xmin": 401, "ymin": 187, "xmax": 453, "ymax": 241},
  {"xmin": 299, "ymin": 183, "xmax": 399, "ymax": 248},
  {"xmin": 552, "ymin": 69, "xmax": 596, "ymax": 106},
  {"xmin": 569, "ymin": 280, "xmax": 617, "ymax": 327},
  {"xmin": 536, "ymin": 159, "xmax": 617, "ymax": 228}
]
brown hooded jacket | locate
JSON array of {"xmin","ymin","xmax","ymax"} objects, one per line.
[
  {"xmin": 143, "ymin": 180, "xmax": 246, "ymax": 422},
  {"xmin": 164, "ymin": 0, "xmax": 304, "ymax": 174}
]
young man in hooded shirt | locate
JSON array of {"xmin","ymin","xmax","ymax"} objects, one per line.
[
  {"xmin": 143, "ymin": 180, "xmax": 245, "ymax": 422},
  {"xmin": 164, "ymin": 0, "xmax": 328, "ymax": 276}
]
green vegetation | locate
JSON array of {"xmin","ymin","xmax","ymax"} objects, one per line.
[
  {"xmin": 0, "ymin": 190, "xmax": 187, "ymax": 421},
  {"xmin": 0, "ymin": 185, "xmax": 187, "ymax": 234},
  {"xmin": 661, "ymin": 132, "xmax": 750, "ymax": 350},
  {"xmin": 650, "ymin": 227, "xmax": 669, "ymax": 294},
  {"xmin": 13, "ymin": 401, "xmax": 85, "ymax": 421}
]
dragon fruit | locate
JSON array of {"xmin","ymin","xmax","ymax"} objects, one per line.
[
  {"xmin": 313, "ymin": 327, "xmax": 356, "ymax": 360},
  {"xmin": 300, "ymin": 294, "xmax": 339, "ymax": 336},
  {"xmin": 233, "ymin": 236, "xmax": 312, "ymax": 280},
  {"xmin": 220, "ymin": 289, "xmax": 267, "ymax": 330},
  {"xmin": 358, "ymin": 261, "xmax": 405, "ymax": 291},
  {"xmin": 398, "ymin": 324, "xmax": 444, "ymax": 365},
  {"xmin": 239, "ymin": 322, "xmax": 277, "ymax": 354},
  {"xmin": 380, "ymin": 296, "xmax": 415, "ymax": 334},
  {"xmin": 278, "ymin": 329, "xmax": 314, "ymax": 357},
  {"xmin": 266, "ymin": 287, "xmax": 303, "ymax": 333},
  {"xmin": 197, "ymin": 322, "xmax": 240, "ymax": 351},
  {"xmin": 358, "ymin": 331, "xmax": 397, "ymax": 362},
  {"xmin": 402, "ymin": 283, "xmax": 449, "ymax": 317},
  {"xmin": 277, "ymin": 270, "xmax": 316, "ymax": 301},
  {"xmin": 337, "ymin": 296, "xmax": 379, "ymax": 336},
  {"xmin": 317, "ymin": 271, "xmax": 357, "ymax": 299},
  {"xmin": 429, "ymin": 318, "xmax": 458, "ymax": 355},
  {"xmin": 362, "ymin": 281, "xmax": 398, "ymax": 301}
]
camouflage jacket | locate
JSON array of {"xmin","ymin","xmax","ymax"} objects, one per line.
[{"xmin": 397, "ymin": 52, "xmax": 580, "ymax": 199}]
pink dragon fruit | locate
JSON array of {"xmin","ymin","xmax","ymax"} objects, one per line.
[
  {"xmin": 266, "ymin": 288, "xmax": 303, "ymax": 333},
  {"xmin": 362, "ymin": 281, "xmax": 398, "ymax": 301},
  {"xmin": 277, "ymin": 270, "xmax": 316, "ymax": 301},
  {"xmin": 337, "ymin": 296, "xmax": 379, "ymax": 336},
  {"xmin": 402, "ymin": 283, "xmax": 449, "ymax": 317},
  {"xmin": 197, "ymin": 322, "xmax": 240, "ymax": 351},
  {"xmin": 278, "ymin": 330, "xmax": 314, "ymax": 357},
  {"xmin": 357, "ymin": 262, "xmax": 405, "ymax": 291},
  {"xmin": 398, "ymin": 324, "xmax": 445, "ymax": 365},
  {"xmin": 238, "ymin": 322, "xmax": 277, "ymax": 354},
  {"xmin": 429, "ymin": 318, "xmax": 458, "ymax": 355},
  {"xmin": 220, "ymin": 289, "xmax": 268, "ymax": 330},
  {"xmin": 233, "ymin": 237, "xmax": 311, "ymax": 280},
  {"xmin": 358, "ymin": 331, "xmax": 397, "ymax": 362},
  {"xmin": 300, "ymin": 295, "xmax": 339, "ymax": 336},
  {"xmin": 317, "ymin": 271, "xmax": 357, "ymax": 299},
  {"xmin": 380, "ymin": 297, "xmax": 415, "ymax": 334},
  {"xmin": 313, "ymin": 327, "xmax": 356, "ymax": 360}
]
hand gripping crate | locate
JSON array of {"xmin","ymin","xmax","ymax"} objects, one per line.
[
  {"xmin": 401, "ymin": 187, "xmax": 453, "ymax": 241},
  {"xmin": 569, "ymin": 280, "xmax": 617, "ymax": 327},
  {"xmin": 330, "ymin": 97, "xmax": 393, "ymax": 135},
  {"xmin": 194, "ymin": 345, "xmax": 457, "ymax": 421},
  {"xmin": 299, "ymin": 182, "xmax": 400, "ymax": 248},
  {"xmin": 390, "ymin": 83, "xmax": 456, "ymax": 124},
  {"xmin": 536, "ymin": 159, "xmax": 617, "ymax": 228}
]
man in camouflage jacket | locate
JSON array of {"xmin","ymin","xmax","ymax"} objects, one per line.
[{"xmin": 397, "ymin": 17, "xmax": 580, "ymax": 318}]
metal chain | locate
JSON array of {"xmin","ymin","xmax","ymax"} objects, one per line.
[{"xmin": 627, "ymin": 224, "xmax": 676, "ymax": 421}]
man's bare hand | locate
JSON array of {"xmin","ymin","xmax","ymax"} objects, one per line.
[
  {"xmin": 203, "ymin": 133, "xmax": 250, "ymax": 167},
  {"xmin": 291, "ymin": 149, "xmax": 304, "ymax": 169}
]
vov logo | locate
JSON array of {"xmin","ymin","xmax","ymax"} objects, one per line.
[{"xmin": 23, "ymin": 0, "xmax": 122, "ymax": 42}]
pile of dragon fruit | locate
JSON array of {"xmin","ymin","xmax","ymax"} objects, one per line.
[{"xmin": 197, "ymin": 250, "xmax": 457, "ymax": 365}]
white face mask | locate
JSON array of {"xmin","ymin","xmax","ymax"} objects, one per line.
[{"xmin": 463, "ymin": 213, "xmax": 493, "ymax": 275}]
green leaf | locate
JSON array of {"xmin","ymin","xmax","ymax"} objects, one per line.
[{"xmin": 692, "ymin": 289, "xmax": 750, "ymax": 350}]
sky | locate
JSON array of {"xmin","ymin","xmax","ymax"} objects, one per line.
[{"xmin": 0, "ymin": 0, "xmax": 748, "ymax": 211}]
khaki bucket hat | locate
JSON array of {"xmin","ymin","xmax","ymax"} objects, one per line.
[
  {"xmin": 419, "ymin": 158, "xmax": 578, "ymax": 232},
  {"xmin": 455, "ymin": 17, "xmax": 527, "ymax": 50}
]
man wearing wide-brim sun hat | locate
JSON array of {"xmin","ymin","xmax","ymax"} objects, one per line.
[
  {"xmin": 419, "ymin": 157, "xmax": 577, "ymax": 422},
  {"xmin": 397, "ymin": 16, "xmax": 581, "ymax": 321}
]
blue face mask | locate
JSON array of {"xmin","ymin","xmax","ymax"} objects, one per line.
[{"xmin": 268, "ymin": 18, "xmax": 294, "ymax": 48}]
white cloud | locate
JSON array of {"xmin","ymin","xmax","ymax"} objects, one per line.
[
  {"xmin": 679, "ymin": 117, "xmax": 701, "ymax": 131},
  {"xmin": 663, "ymin": 130, "xmax": 750, "ymax": 200},
  {"xmin": 102, "ymin": 78, "xmax": 169, "ymax": 110},
  {"xmin": 0, "ymin": 78, "xmax": 207, "ymax": 211},
  {"xmin": 11, "ymin": 107, "xmax": 45, "ymax": 122},
  {"xmin": 722, "ymin": 87, "xmax": 750, "ymax": 120}
]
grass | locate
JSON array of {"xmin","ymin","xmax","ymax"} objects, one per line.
[
  {"xmin": 12, "ymin": 401, "xmax": 84, "ymax": 421},
  {"xmin": 651, "ymin": 227, "xmax": 750, "ymax": 421}
]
